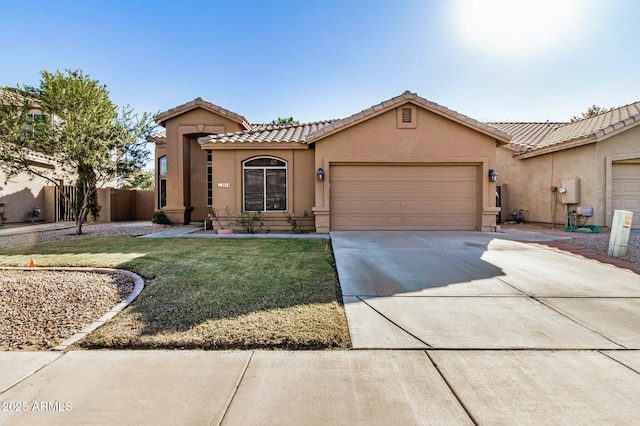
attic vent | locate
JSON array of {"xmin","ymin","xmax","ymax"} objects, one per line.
[
  {"xmin": 397, "ymin": 105, "xmax": 417, "ymax": 128},
  {"xmin": 402, "ymin": 108, "xmax": 412, "ymax": 123}
]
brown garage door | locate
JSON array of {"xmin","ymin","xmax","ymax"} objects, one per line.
[
  {"xmin": 330, "ymin": 164, "xmax": 479, "ymax": 230},
  {"xmin": 612, "ymin": 163, "xmax": 640, "ymax": 229}
]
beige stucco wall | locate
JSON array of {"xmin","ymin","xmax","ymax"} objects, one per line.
[
  {"xmin": 157, "ymin": 106, "xmax": 316, "ymax": 230},
  {"xmin": 312, "ymin": 104, "xmax": 502, "ymax": 232},
  {"xmin": 157, "ymin": 101, "xmax": 504, "ymax": 231},
  {"xmin": 93, "ymin": 188, "xmax": 155, "ymax": 223},
  {"xmin": 203, "ymin": 147, "xmax": 315, "ymax": 231},
  {"xmin": 497, "ymin": 123, "xmax": 640, "ymax": 227},
  {"xmin": 156, "ymin": 107, "xmax": 246, "ymax": 224},
  {"xmin": 0, "ymin": 169, "xmax": 53, "ymax": 224},
  {"xmin": 497, "ymin": 145, "xmax": 595, "ymax": 225}
]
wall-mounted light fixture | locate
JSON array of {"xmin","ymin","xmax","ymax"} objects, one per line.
[
  {"xmin": 488, "ymin": 169, "xmax": 498, "ymax": 182},
  {"xmin": 317, "ymin": 168, "xmax": 325, "ymax": 181}
]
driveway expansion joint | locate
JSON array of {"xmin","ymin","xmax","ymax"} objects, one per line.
[
  {"xmin": 0, "ymin": 352, "xmax": 64, "ymax": 395},
  {"xmin": 599, "ymin": 350, "xmax": 640, "ymax": 375},
  {"xmin": 424, "ymin": 350, "xmax": 478, "ymax": 425},
  {"xmin": 532, "ymin": 296, "xmax": 627, "ymax": 350},
  {"xmin": 358, "ymin": 296, "xmax": 434, "ymax": 348},
  {"xmin": 218, "ymin": 351, "xmax": 254, "ymax": 426}
]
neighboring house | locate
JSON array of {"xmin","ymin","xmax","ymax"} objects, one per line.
[
  {"xmin": 0, "ymin": 151, "xmax": 65, "ymax": 224},
  {"xmin": 153, "ymin": 91, "xmax": 508, "ymax": 232},
  {"xmin": 0, "ymin": 87, "xmax": 152, "ymax": 225},
  {"xmin": 491, "ymin": 101, "xmax": 640, "ymax": 229},
  {"xmin": 0, "ymin": 88, "xmax": 71, "ymax": 224}
]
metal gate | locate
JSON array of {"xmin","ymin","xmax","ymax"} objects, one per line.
[{"xmin": 54, "ymin": 185, "xmax": 76, "ymax": 222}]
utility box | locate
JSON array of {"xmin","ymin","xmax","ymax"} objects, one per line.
[
  {"xmin": 608, "ymin": 210, "xmax": 633, "ymax": 257},
  {"xmin": 576, "ymin": 206, "xmax": 593, "ymax": 217},
  {"xmin": 561, "ymin": 178, "xmax": 580, "ymax": 204}
]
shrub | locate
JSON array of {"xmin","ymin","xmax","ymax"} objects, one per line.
[
  {"xmin": 231, "ymin": 211, "xmax": 263, "ymax": 234},
  {"xmin": 151, "ymin": 210, "xmax": 172, "ymax": 225},
  {"xmin": 285, "ymin": 212, "xmax": 302, "ymax": 234}
]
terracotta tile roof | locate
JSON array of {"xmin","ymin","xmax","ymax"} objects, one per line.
[
  {"xmin": 198, "ymin": 121, "xmax": 335, "ymax": 145},
  {"xmin": 489, "ymin": 101, "xmax": 640, "ymax": 157},
  {"xmin": 155, "ymin": 97, "xmax": 251, "ymax": 130},
  {"xmin": 147, "ymin": 131, "xmax": 166, "ymax": 144},
  {"xmin": 305, "ymin": 91, "xmax": 511, "ymax": 144},
  {"xmin": 198, "ymin": 91, "xmax": 511, "ymax": 146},
  {"xmin": 488, "ymin": 122, "xmax": 567, "ymax": 152},
  {"xmin": 157, "ymin": 93, "xmax": 640, "ymax": 157},
  {"xmin": 537, "ymin": 101, "xmax": 640, "ymax": 147}
]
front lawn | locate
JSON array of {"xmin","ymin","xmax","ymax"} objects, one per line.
[{"xmin": 0, "ymin": 237, "xmax": 351, "ymax": 349}]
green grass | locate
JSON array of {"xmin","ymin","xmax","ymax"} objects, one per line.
[{"xmin": 0, "ymin": 237, "xmax": 351, "ymax": 349}]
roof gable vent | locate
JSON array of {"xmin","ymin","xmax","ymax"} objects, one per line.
[
  {"xmin": 402, "ymin": 108, "xmax": 412, "ymax": 123},
  {"xmin": 397, "ymin": 104, "xmax": 417, "ymax": 129}
]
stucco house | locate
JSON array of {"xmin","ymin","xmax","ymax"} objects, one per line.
[
  {"xmin": 0, "ymin": 88, "xmax": 72, "ymax": 224},
  {"xmin": 153, "ymin": 91, "xmax": 509, "ymax": 232},
  {"xmin": 0, "ymin": 87, "xmax": 153, "ymax": 225},
  {"xmin": 492, "ymin": 101, "xmax": 640, "ymax": 229}
]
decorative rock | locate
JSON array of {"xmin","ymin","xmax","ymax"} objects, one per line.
[{"xmin": 0, "ymin": 270, "xmax": 134, "ymax": 351}]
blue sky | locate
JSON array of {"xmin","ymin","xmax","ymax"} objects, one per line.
[{"xmin": 1, "ymin": 0, "xmax": 638, "ymax": 124}]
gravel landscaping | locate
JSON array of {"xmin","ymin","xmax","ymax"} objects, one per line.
[
  {"xmin": 0, "ymin": 222, "xmax": 156, "ymax": 351},
  {"xmin": 563, "ymin": 233, "xmax": 640, "ymax": 265},
  {"xmin": 0, "ymin": 221, "xmax": 157, "ymax": 250},
  {"xmin": 0, "ymin": 270, "xmax": 134, "ymax": 350}
]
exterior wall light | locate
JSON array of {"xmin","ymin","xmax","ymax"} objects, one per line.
[
  {"xmin": 488, "ymin": 169, "xmax": 498, "ymax": 182},
  {"xmin": 317, "ymin": 168, "xmax": 325, "ymax": 181}
]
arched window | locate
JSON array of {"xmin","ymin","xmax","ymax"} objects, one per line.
[{"xmin": 243, "ymin": 157, "xmax": 287, "ymax": 211}]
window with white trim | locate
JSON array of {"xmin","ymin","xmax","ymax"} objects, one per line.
[{"xmin": 243, "ymin": 157, "xmax": 287, "ymax": 211}]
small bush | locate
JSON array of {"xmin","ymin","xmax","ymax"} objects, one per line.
[
  {"xmin": 151, "ymin": 210, "xmax": 172, "ymax": 225},
  {"xmin": 232, "ymin": 211, "xmax": 263, "ymax": 233},
  {"xmin": 285, "ymin": 212, "xmax": 302, "ymax": 234}
]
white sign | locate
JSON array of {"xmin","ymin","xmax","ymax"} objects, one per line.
[{"xmin": 217, "ymin": 183, "xmax": 231, "ymax": 188}]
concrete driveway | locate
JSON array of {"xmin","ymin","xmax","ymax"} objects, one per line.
[{"xmin": 331, "ymin": 230, "xmax": 640, "ymax": 349}]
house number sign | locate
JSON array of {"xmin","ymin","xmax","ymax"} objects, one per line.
[{"xmin": 217, "ymin": 183, "xmax": 231, "ymax": 188}]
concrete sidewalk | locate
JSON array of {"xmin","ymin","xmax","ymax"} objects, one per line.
[{"xmin": 1, "ymin": 350, "xmax": 639, "ymax": 425}]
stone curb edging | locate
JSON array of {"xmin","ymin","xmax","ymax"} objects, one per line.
[{"xmin": 0, "ymin": 267, "xmax": 145, "ymax": 351}]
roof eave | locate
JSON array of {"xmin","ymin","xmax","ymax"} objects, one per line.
[
  {"xmin": 198, "ymin": 140, "xmax": 310, "ymax": 150},
  {"xmin": 147, "ymin": 133, "xmax": 166, "ymax": 145},
  {"xmin": 26, "ymin": 152, "xmax": 57, "ymax": 169},
  {"xmin": 306, "ymin": 91, "xmax": 511, "ymax": 144},
  {"xmin": 514, "ymin": 117, "xmax": 640, "ymax": 159},
  {"xmin": 514, "ymin": 135, "xmax": 597, "ymax": 159},
  {"xmin": 155, "ymin": 98, "xmax": 251, "ymax": 130}
]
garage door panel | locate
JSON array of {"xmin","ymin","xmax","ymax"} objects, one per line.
[
  {"xmin": 331, "ymin": 165, "xmax": 479, "ymax": 231},
  {"xmin": 439, "ymin": 200, "xmax": 477, "ymax": 211},
  {"xmin": 612, "ymin": 163, "xmax": 640, "ymax": 229},
  {"xmin": 622, "ymin": 182, "xmax": 640, "ymax": 192}
]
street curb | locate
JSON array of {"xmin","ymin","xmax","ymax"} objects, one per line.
[{"xmin": 0, "ymin": 267, "xmax": 145, "ymax": 351}]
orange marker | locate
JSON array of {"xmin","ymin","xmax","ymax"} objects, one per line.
[{"xmin": 29, "ymin": 258, "xmax": 36, "ymax": 268}]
